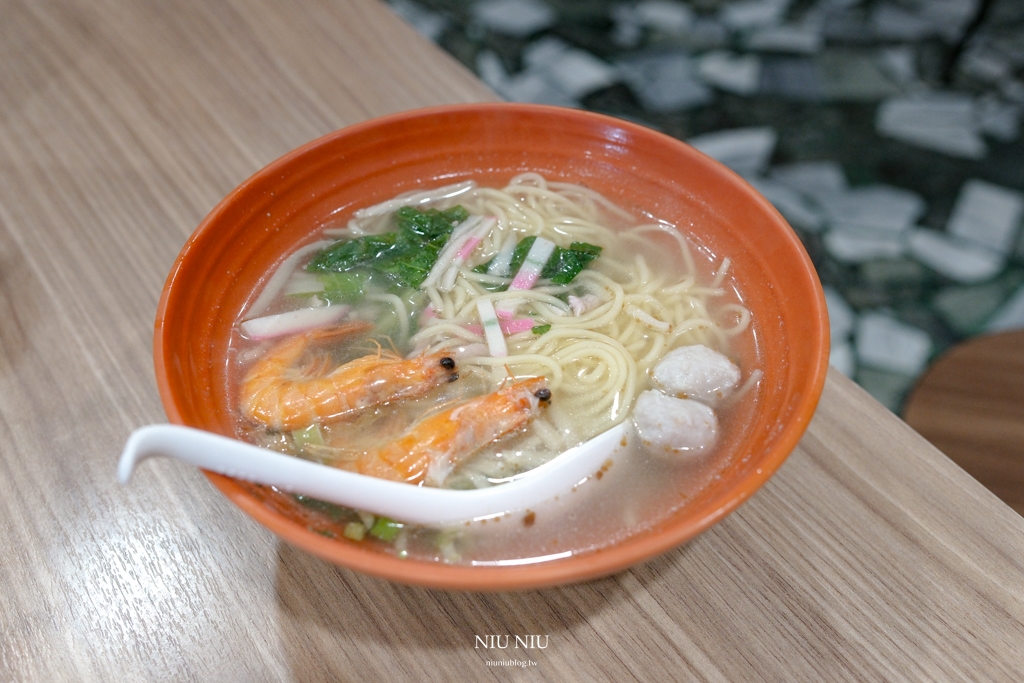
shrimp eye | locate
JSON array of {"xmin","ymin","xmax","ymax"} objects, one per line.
[
  {"xmin": 533, "ymin": 388, "xmax": 552, "ymax": 402},
  {"xmin": 440, "ymin": 357, "xmax": 456, "ymax": 370}
]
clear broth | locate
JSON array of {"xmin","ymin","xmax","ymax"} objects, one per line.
[{"xmin": 225, "ymin": 186, "xmax": 762, "ymax": 565}]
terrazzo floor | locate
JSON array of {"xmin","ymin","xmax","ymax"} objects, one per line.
[{"xmin": 387, "ymin": 0, "xmax": 1024, "ymax": 413}]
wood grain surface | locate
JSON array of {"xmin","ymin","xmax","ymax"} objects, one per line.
[
  {"xmin": 903, "ymin": 331, "xmax": 1024, "ymax": 516},
  {"xmin": 2, "ymin": 1, "xmax": 1023, "ymax": 680}
]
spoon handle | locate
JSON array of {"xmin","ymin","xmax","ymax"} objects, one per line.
[
  {"xmin": 120, "ymin": 424, "xmax": 407, "ymax": 512},
  {"xmin": 119, "ymin": 423, "xmax": 627, "ymax": 525}
]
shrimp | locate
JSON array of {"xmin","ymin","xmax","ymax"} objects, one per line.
[
  {"xmin": 338, "ymin": 376, "xmax": 552, "ymax": 486},
  {"xmin": 239, "ymin": 321, "xmax": 460, "ymax": 431}
]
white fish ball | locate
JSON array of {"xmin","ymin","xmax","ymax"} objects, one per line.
[
  {"xmin": 651, "ymin": 344, "xmax": 741, "ymax": 406},
  {"xmin": 633, "ymin": 390, "xmax": 719, "ymax": 455}
]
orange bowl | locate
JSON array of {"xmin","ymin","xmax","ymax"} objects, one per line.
[{"xmin": 155, "ymin": 103, "xmax": 829, "ymax": 590}]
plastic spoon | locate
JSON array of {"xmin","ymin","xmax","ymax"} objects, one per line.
[{"xmin": 119, "ymin": 423, "xmax": 629, "ymax": 526}]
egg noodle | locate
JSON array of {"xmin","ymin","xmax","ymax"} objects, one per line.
[{"xmin": 336, "ymin": 173, "xmax": 752, "ymax": 459}]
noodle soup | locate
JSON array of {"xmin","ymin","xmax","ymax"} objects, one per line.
[{"xmin": 228, "ymin": 174, "xmax": 761, "ymax": 564}]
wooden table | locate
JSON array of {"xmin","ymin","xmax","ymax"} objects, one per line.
[{"xmin": 2, "ymin": 1, "xmax": 1022, "ymax": 680}]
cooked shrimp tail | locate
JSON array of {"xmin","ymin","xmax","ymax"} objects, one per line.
[{"xmin": 239, "ymin": 322, "xmax": 460, "ymax": 430}]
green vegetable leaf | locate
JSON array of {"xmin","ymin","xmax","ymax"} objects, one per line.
[
  {"xmin": 476, "ymin": 236, "xmax": 603, "ymax": 286},
  {"xmin": 306, "ymin": 233, "xmax": 398, "ymax": 273},
  {"xmin": 316, "ymin": 270, "xmax": 371, "ymax": 303},
  {"xmin": 305, "ymin": 206, "xmax": 468, "ymax": 289},
  {"xmin": 395, "ymin": 205, "xmax": 468, "ymax": 239},
  {"xmin": 532, "ymin": 324, "xmax": 551, "ymax": 335},
  {"xmin": 544, "ymin": 241, "xmax": 603, "ymax": 284}
]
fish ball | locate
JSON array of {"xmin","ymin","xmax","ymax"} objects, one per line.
[
  {"xmin": 651, "ymin": 344, "xmax": 741, "ymax": 406},
  {"xmin": 633, "ymin": 390, "xmax": 718, "ymax": 455}
]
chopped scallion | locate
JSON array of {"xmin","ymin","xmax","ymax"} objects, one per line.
[
  {"xmin": 291, "ymin": 423, "xmax": 325, "ymax": 450},
  {"xmin": 369, "ymin": 517, "xmax": 404, "ymax": 542},
  {"xmin": 343, "ymin": 522, "xmax": 366, "ymax": 541}
]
